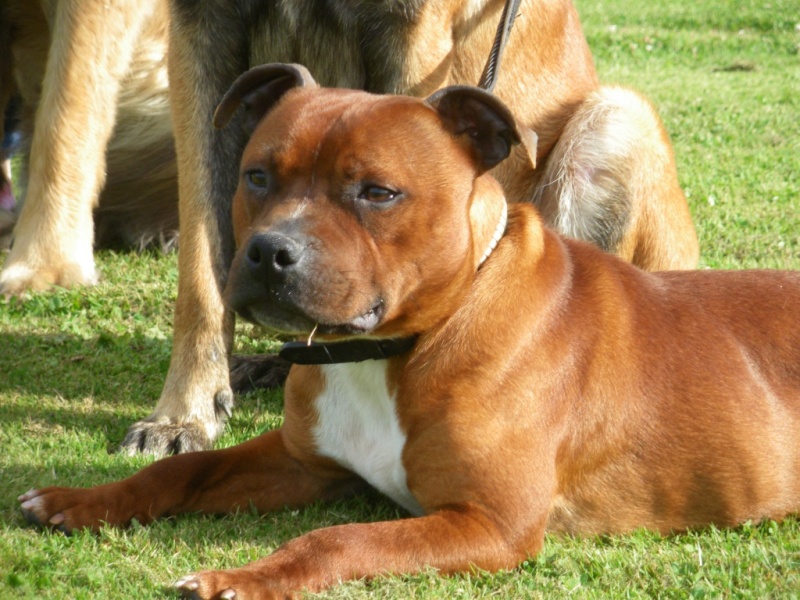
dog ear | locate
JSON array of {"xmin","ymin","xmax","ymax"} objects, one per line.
[
  {"xmin": 426, "ymin": 86, "xmax": 537, "ymax": 172},
  {"xmin": 214, "ymin": 63, "xmax": 318, "ymax": 130}
]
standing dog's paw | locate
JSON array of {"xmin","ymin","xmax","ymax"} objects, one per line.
[
  {"xmin": 118, "ymin": 419, "xmax": 213, "ymax": 456},
  {"xmin": 0, "ymin": 260, "xmax": 98, "ymax": 296},
  {"xmin": 118, "ymin": 383, "xmax": 233, "ymax": 456}
]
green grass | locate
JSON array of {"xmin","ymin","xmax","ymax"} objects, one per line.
[{"xmin": 1, "ymin": 0, "xmax": 799, "ymax": 597}]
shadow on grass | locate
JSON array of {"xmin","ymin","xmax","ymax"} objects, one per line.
[
  {"xmin": 0, "ymin": 330, "xmax": 175, "ymax": 451},
  {"xmin": 0, "ymin": 331, "xmax": 171, "ymax": 402}
]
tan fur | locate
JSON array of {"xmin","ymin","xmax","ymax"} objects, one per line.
[
  {"xmin": 18, "ymin": 84, "xmax": 797, "ymax": 599},
  {"xmin": 0, "ymin": 0, "xmax": 175, "ymax": 295}
]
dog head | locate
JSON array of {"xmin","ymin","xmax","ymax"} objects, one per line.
[{"xmin": 216, "ymin": 63, "xmax": 537, "ymax": 339}]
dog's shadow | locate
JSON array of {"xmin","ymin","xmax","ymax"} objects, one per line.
[{"xmin": 0, "ymin": 329, "xmax": 289, "ymax": 425}]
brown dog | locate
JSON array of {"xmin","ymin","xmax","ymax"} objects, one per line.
[
  {"xmin": 19, "ymin": 67, "xmax": 799, "ymax": 599},
  {"xmin": 0, "ymin": 0, "xmax": 177, "ymax": 293},
  {"xmin": 120, "ymin": 0, "xmax": 699, "ymax": 456}
]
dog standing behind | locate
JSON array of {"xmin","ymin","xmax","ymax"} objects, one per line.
[
  {"xmin": 19, "ymin": 68, "xmax": 799, "ymax": 599},
  {"xmin": 117, "ymin": 0, "xmax": 700, "ymax": 456}
]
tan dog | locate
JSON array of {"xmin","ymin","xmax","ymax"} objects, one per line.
[
  {"xmin": 121, "ymin": 0, "xmax": 699, "ymax": 456},
  {"xmin": 0, "ymin": 0, "xmax": 176, "ymax": 293},
  {"xmin": 19, "ymin": 67, "xmax": 799, "ymax": 600}
]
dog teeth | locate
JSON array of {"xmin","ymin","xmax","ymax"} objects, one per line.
[{"xmin": 221, "ymin": 590, "xmax": 237, "ymax": 599}]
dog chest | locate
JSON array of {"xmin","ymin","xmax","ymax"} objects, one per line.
[{"xmin": 312, "ymin": 361, "xmax": 423, "ymax": 516}]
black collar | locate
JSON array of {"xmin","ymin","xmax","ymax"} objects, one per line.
[{"xmin": 278, "ymin": 336, "xmax": 417, "ymax": 365}]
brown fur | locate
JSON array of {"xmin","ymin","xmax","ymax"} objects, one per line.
[
  {"xmin": 119, "ymin": 0, "xmax": 699, "ymax": 457},
  {"xmin": 19, "ymin": 81, "xmax": 798, "ymax": 600}
]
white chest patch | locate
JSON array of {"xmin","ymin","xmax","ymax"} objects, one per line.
[{"xmin": 312, "ymin": 361, "xmax": 423, "ymax": 516}]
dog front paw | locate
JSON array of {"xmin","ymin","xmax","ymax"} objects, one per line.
[
  {"xmin": 118, "ymin": 419, "xmax": 213, "ymax": 456},
  {"xmin": 18, "ymin": 486, "xmax": 124, "ymax": 534},
  {"xmin": 174, "ymin": 569, "xmax": 286, "ymax": 600}
]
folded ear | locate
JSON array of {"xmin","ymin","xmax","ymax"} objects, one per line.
[
  {"xmin": 213, "ymin": 63, "xmax": 318, "ymax": 130},
  {"xmin": 426, "ymin": 85, "xmax": 537, "ymax": 173}
]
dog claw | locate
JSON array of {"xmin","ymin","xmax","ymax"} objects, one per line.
[
  {"xmin": 118, "ymin": 420, "xmax": 212, "ymax": 456},
  {"xmin": 174, "ymin": 576, "xmax": 199, "ymax": 591},
  {"xmin": 18, "ymin": 489, "xmax": 39, "ymax": 503},
  {"xmin": 19, "ymin": 492, "xmax": 72, "ymax": 533},
  {"xmin": 20, "ymin": 492, "xmax": 45, "ymax": 526},
  {"xmin": 174, "ymin": 575, "xmax": 239, "ymax": 599},
  {"xmin": 214, "ymin": 390, "xmax": 234, "ymax": 420}
]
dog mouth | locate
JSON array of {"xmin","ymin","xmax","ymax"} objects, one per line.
[
  {"xmin": 235, "ymin": 296, "xmax": 386, "ymax": 338},
  {"xmin": 225, "ymin": 229, "xmax": 388, "ymax": 338}
]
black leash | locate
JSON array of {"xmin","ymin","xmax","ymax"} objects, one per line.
[{"xmin": 477, "ymin": 0, "xmax": 523, "ymax": 92}]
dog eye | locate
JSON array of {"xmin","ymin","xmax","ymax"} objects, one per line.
[
  {"xmin": 360, "ymin": 186, "xmax": 398, "ymax": 203},
  {"xmin": 245, "ymin": 170, "xmax": 270, "ymax": 189}
]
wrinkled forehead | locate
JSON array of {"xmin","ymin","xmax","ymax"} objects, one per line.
[{"xmin": 243, "ymin": 88, "xmax": 453, "ymax": 169}]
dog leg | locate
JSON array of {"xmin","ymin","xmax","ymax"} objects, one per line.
[
  {"xmin": 173, "ymin": 507, "xmax": 543, "ymax": 599},
  {"xmin": 533, "ymin": 86, "xmax": 699, "ymax": 270},
  {"xmin": 20, "ymin": 430, "xmax": 361, "ymax": 533},
  {"xmin": 118, "ymin": 1, "xmax": 250, "ymax": 455},
  {"xmin": 0, "ymin": 0, "xmax": 161, "ymax": 295}
]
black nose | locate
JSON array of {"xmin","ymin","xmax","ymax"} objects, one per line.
[{"xmin": 245, "ymin": 232, "xmax": 304, "ymax": 280}]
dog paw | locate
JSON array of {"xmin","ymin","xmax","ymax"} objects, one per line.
[
  {"xmin": 174, "ymin": 570, "xmax": 285, "ymax": 600},
  {"xmin": 18, "ymin": 487, "xmax": 117, "ymax": 534},
  {"xmin": 0, "ymin": 260, "xmax": 97, "ymax": 296},
  {"xmin": 118, "ymin": 419, "xmax": 213, "ymax": 456},
  {"xmin": 229, "ymin": 354, "xmax": 291, "ymax": 394}
]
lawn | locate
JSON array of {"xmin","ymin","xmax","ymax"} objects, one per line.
[{"xmin": 1, "ymin": 0, "xmax": 799, "ymax": 598}]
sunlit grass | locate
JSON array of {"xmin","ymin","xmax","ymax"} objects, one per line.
[{"xmin": 1, "ymin": 1, "xmax": 798, "ymax": 597}]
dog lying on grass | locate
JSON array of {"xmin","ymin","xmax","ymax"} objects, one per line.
[{"xmin": 19, "ymin": 66, "xmax": 799, "ymax": 600}]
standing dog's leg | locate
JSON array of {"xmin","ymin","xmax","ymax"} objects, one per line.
[
  {"xmin": 118, "ymin": 1, "xmax": 249, "ymax": 455},
  {"xmin": 0, "ymin": 0, "xmax": 160, "ymax": 294}
]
